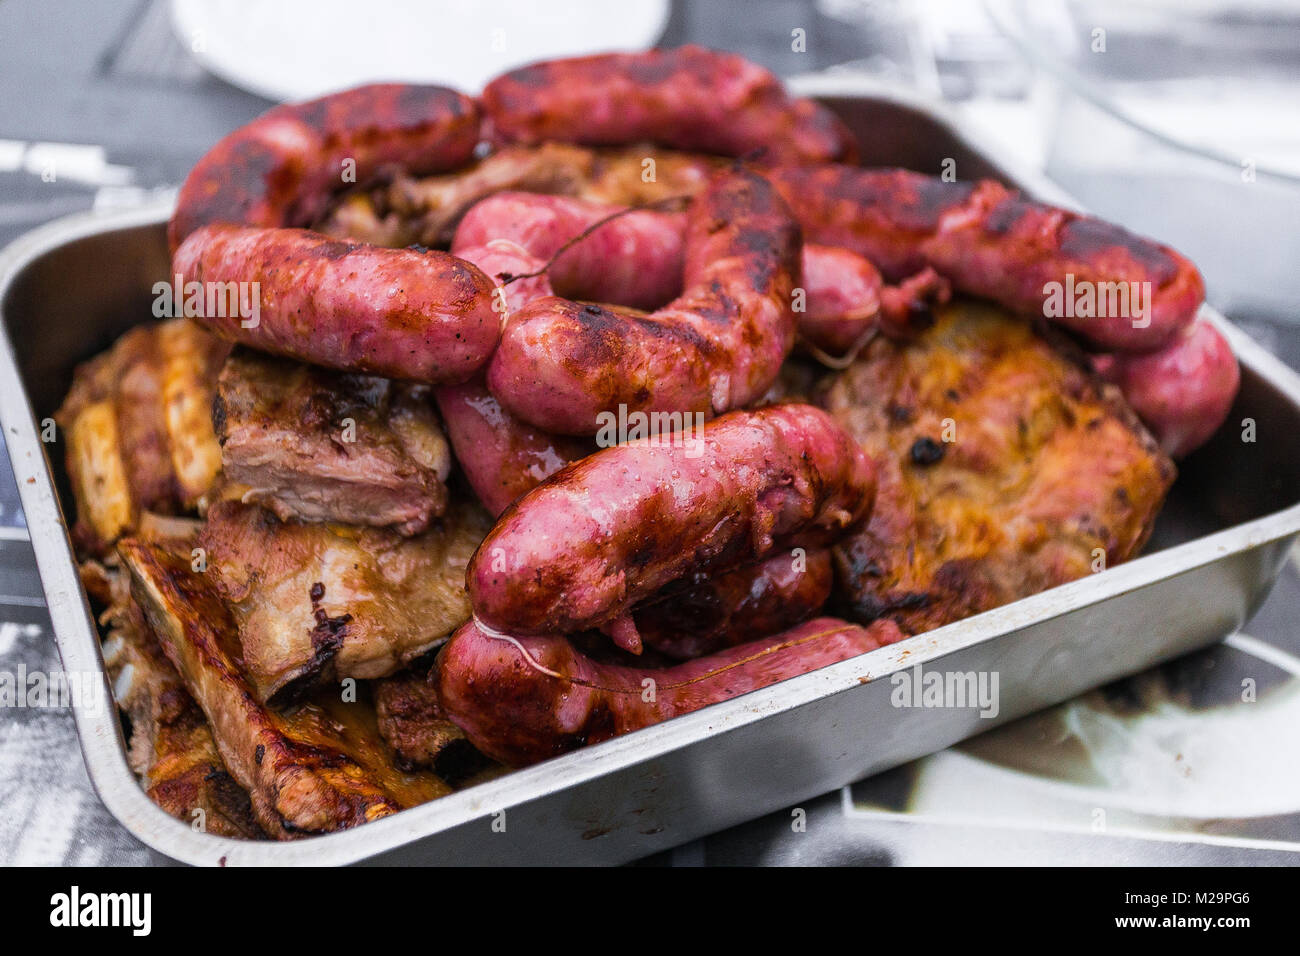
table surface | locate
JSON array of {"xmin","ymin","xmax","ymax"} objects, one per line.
[{"xmin": 2, "ymin": 0, "xmax": 1299, "ymax": 866}]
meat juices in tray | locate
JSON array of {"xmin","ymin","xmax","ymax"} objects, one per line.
[{"xmin": 47, "ymin": 46, "xmax": 1242, "ymax": 840}]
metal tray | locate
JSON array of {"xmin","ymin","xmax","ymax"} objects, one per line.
[{"xmin": 2, "ymin": 78, "xmax": 1299, "ymax": 865}]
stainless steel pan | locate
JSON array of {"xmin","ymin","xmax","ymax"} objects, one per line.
[{"xmin": 2, "ymin": 77, "xmax": 1298, "ymax": 865}]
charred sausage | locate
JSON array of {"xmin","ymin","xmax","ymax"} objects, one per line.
[{"xmin": 467, "ymin": 404, "xmax": 875, "ymax": 636}]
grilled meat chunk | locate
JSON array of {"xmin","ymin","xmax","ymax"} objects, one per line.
[
  {"xmin": 119, "ymin": 539, "xmax": 448, "ymax": 839},
  {"xmin": 215, "ymin": 347, "xmax": 451, "ymax": 535},
  {"xmin": 822, "ymin": 300, "xmax": 1176, "ymax": 634},
  {"xmin": 95, "ymin": 566, "xmax": 262, "ymax": 839},
  {"xmin": 198, "ymin": 498, "xmax": 491, "ymax": 703},
  {"xmin": 374, "ymin": 666, "xmax": 493, "ymax": 783},
  {"xmin": 316, "ymin": 142, "xmax": 723, "ymax": 247},
  {"xmin": 55, "ymin": 319, "xmax": 227, "ymax": 555}
]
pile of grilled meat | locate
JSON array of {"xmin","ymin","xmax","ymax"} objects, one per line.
[{"xmin": 55, "ymin": 47, "xmax": 1231, "ymax": 840}]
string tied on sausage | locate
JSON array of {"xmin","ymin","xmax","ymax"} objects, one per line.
[{"xmin": 496, "ymin": 194, "xmax": 693, "ymax": 288}]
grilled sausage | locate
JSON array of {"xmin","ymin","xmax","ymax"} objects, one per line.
[
  {"xmin": 429, "ymin": 239, "xmax": 597, "ymax": 515},
  {"xmin": 437, "ymin": 616, "xmax": 903, "ymax": 766},
  {"xmin": 1093, "ymin": 318, "xmax": 1240, "ymax": 458},
  {"xmin": 169, "ymin": 83, "xmax": 481, "ymax": 251},
  {"xmin": 798, "ymin": 245, "xmax": 950, "ymax": 355},
  {"xmin": 485, "ymin": 170, "xmax": 800, "ymax": 434},
  {"xmin": 468, "ymin": 404, "xmax": 876, "ymax": 636},
  {"xmin": 453, "ymin": 191, "xmax": 686, "ymax": 310},
  {"xmin": 635, "ymin": 548, "xmax": 834, "ymax": 660},
  {"xmin": 172, "ymin": 225, "xmax": 500, "ymax": 383},
  {"xmin": 457, "ymin": 191, "xmax": 948, "ymax": 346},
  {"xmin": 481, "ymin": 46, "xmax": 857, "ymax": 165},
  {"xmin": 766, "ymin": 165, "xmax": 1205, "ymax": 352},
  {"xmin": 434, "ymin": 378, "xmax": 596, "ymax": 517}
]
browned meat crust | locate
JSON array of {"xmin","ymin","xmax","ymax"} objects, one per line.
[
  {"xmin": 198, "ymin": 498, "xmax": 491, "ymax": 703},
  {"xmin": 55, "ymin": 319, "xmax": 228, "ymax": 556},
  {"xmin": 119, "ymin": 539, "xmax": 449, "ymax": 839},
  {"xmin": 215, "ymin": 347, "xmax": 451, "ymax": 535},
  {"xmin": 95, "ymin": 566, "xmax": 262, "ymax": 839},
  {"xmin": 315, "ymin": 142, "xmax": 724, "ymax": 248},
  {"xmin": 821, "ymin": 299, "xmax": 1176, "ymax": 634},
  {"xmin": 373, "ymin": 666, "xmax": 493, "ymax": 783}
]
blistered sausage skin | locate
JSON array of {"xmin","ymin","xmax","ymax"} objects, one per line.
[
  {"xmin": 172, "ymin": 225, "xmax": 500, "ymax": 384},
  {"xmin": 481, "ymin": 46, "xmax": 858, "ymax": 165},
  {"xmin": 437, "ymin": 616, "xmax": 903, "ymax": 767},
  {"xmin": 1092, "ymin": 318, "xmax": 1240, "ymax": 458},
  {"xmin": 635, "ymin": 549, "xmax": 834, "ymax": 660},
  {"xmin": 767, "ymin": 165, "xmax": 1205, "ymax": 353},
  {"xmin": 169, "ymin": 83, "xmax": 481, "ymax": 251},
  {"xmin": 485, "ymin": 170, "xmax": 800, "ymax": 434},
  {"xmin": 467, "ymin": 404, "xmax": 875, "ymax": 637}
]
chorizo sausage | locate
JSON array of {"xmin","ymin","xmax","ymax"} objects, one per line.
[
  {"xmin": 484, "ymin": 169, "xmax": 800, "ymax": 434},
  {"xmin": 1092, "ymin": 318, "xmax": 1240, "ymax": 458},
  {"xmin": 799, "ymin": 245, "xmax": 950, "ymax": 354},
  {"xmin": 437, "ymin": 616, "xmax": 903, "ymax": 766},
  {"xmin": 169, "ymin": 84, "xmax": 500, "ymax": 382},
  {"xmin": 453, "ymin": 191, "xmax": 686, "ymax": 310},
  {"xmin": 635, "ymin": 549, "xmax": 834, "ymax": 660},
  {"xmin": 467, "ymin": 404, "xmax": 875, "ymax": 636},
  {"xmin": 766, "ymin": 165, "xmax": 1205, "ymax": 352},
  {"xmin": 457, "ymin": 191, "xmax": 949, "ymax": 344},
  {"xmin": 481, "ymin": 46, "xmax": 857, "ymax": 165},
  {"xmin": 431, "ymin": 239, "xmax": 596, "ymax": 515},
  {"xmin": 172, "ymin": 225, "xmax": 500, "ymax": 383},
  {"xmin": 170, "ymin": 83, "xmax": 481, "ymax": 251},
  {"xmin": 434, "ymin": 378, "xmax": 596, "ymax": 517}
]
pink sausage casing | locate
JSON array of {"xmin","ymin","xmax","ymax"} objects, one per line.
[
  {"xmin": 481, "ymin": 46, "xmax": 858, "ymax": 165},
  {"xmin": 1093, "ymin": 318, "xmax": 1240, "ymax": 458},
  {"xmin": 437, "ymin": 616, "xmax": 904, "ymax": 767},
  {"xmin": 172, "ymin": 224, "xmax": 499, "ymax": 384},
  {"xmin": 485, "ymin": 170, "xmax": 800, "ymax": 435},
  {"xmin": 458, "ymin": 191, "xmax": 948, "ymax": 361},
  {"xmin": 453, "ymin": 192, "xmax": 686, "ymax": 310},
  {"xmin": 170, "ymin": 83, "xmax": 481, "ymax": 251},
  {"xmin": 767, "ymin": 165, "xmax": 1205, "ymax": 352},
  {"xmin": 635, "ymin": 548, "xmax": 834, "ymax": 660},
  {"xmin": 467, "ymin": 404, "xmax": 876, "ymax": 637},
  {"xmin": 434, "ymin": 239, "xmax": 597, "ymax": 515},
  {"xmin": 435, "ymin": 378, "xmax": 596, "ymax": 517}
]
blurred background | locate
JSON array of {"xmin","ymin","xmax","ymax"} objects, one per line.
[{"xmin": 1, "ymin": 0, "xmax": 1298, "ymax": 866}]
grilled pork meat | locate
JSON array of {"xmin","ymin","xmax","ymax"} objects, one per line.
[
  {"xmin": 89, "ymin": 562, "xmax": 262, "ymax": 838},
  {"xmin": 373, "ymin": 666, "xmax": 493, "ymax": 783},
  {"xmin": 81, "ymin": 521, "xmax": 260, "ymax": 836},
  {"xmin": 215, "ymin": 347, "xmax": 452, "ymax": 535},
  {"xmin": 315, "ymin": 142, "xmax": 723, "ymax": 247},
  {"xmin": 119, "ymin": 539, "xmax": 449, "ymax": 839},
  {"xmin": 822, "ymin": 300, "xmax": 1176, "ymax": 634},
  {"xmin": 198, "ymin": 498, "xmax": 491, "ymax": 703},
  {"xmin": 55, "ymin": 319, "xmax": 227, "ymax": 556}
]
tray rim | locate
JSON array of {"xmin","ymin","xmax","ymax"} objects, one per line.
[{"xmin": 3, "ymin": 84, "xmax": 1300, "ymax": 866}]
